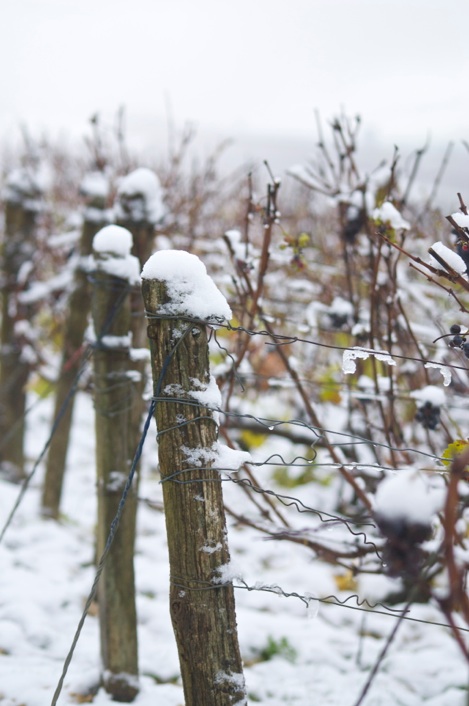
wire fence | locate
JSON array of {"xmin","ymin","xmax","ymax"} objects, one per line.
[{"xmin": 1, "ymin": 290, "xmax": 469, "ymax": 705}]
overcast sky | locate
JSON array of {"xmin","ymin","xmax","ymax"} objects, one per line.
[{"xmin": 1, "ymin": 0, "xmax": 468, "ymax": 202}]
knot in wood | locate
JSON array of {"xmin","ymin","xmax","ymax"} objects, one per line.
[{"xmin": 146, "ymin": 322, "xmax": 159, "ymax": 340}]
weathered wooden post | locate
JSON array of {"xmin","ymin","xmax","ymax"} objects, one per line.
[
  {"xmin": 42, "ymin": 172, "xmax": 110, "ymax": 517},
  {"xmin": 141, "ymin": 250, "xmax": 247, "ymax": 706},
  {"xmin": 115, "ymin": 167, "xmax": 165, "ymax": 460},
  {"xmin": 91, "ymin": 225, "xmax": 140, "ymax": 702},
  {"xmin": 0, "ymin": 167, "xmax": 42, "ymax": 480}
]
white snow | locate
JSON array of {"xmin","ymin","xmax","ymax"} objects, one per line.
[
  {"xmin": 0, "ymin": 389, "xmax": 467, "ymax": 705},
  {"xmin": 18, "ymin": 268, "xmax": 74, "ymax": 304},
  {"xmin": 215, "ymin": 443, "xmax": 252, "ymax": 472},
  {"xmin": 214, "ymin": 670, "xmax": 246, "ymax": 690},
  {"xmin": 115, "ymin": 167, "xmax": 165, "ymax": 224},
  {"xmin": 130, "ymin": 347, "xmax": 151, "ymax": 362},
  {"xmin": 83, "ymin": 206, "xmax": 112, "ymax": 224},
  {"xmin": 141, "ymin": 250, "xmax": 232, "ymax": 321},
  {"xmin": 189, "ymin": 375, "xmax": 222, "ymax": 408},
  {"xmin": 410, "ymin": 385, "xmax": 446, "ymax": 406},
  {"xmin": 329, "ymin": 296, "xmax": 354, "ymax": 317},
  {"xmin": 374, "ymin": 471, "xmax": 444, "ymax": 526},
  {"xmin": 3, "ymin": 167, "xmax": 43, "ymax": 208},
  {"xmin": 372, "ymin": 201, "xmax": 410, "ymax": 230},
  {"xmin": 80, "ymin": 171, "xmax": 109, "ymax": 200},
  {"xmin": 181, "ymin": 442, "xmax": 251, "ymax": 472},
  {"xmin": 451, "ymin": 212, "xmax": 469, "ymax": 229},
  {"xmin": 93, "ymin": 224, "xmax": 133, "ymax": 256},
  {"xmin": 212, "ymin": 560, "xmax": 244, "ymax": 585},
  {"xmin": 100, "ymin": 334, "xmax": 132, "ymax": 349},
  {"xmin": 424, "ymin": 362, "xmax": 452, "ymax": 387},
  {"xmin": 342, "ymin": 346, "xmax": 396, "ymax": 375},
  {"xmin": 92, "ymin": 225, "xmax": 141, "ymax": 284},
  {"xmin": 429, "ymin": 241, "xmax": 467, "ymax": 275}
]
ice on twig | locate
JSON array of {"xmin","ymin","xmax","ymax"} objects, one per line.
[
  {"xmin": 342, "ymin": 347, "xmax": 396, "ymax": 375},
  {"xmin": 423, "ymin": 362, "xmax": 452, "ymax": 387}
]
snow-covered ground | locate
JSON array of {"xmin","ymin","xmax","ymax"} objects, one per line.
[{"xmin": 0, "ymin": 389, "xmax": 468, "ymax": 706}]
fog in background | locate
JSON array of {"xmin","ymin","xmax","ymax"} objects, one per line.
[{"xmin": 1, "ymin": 0, "xmax": 468, "ymax": 210}]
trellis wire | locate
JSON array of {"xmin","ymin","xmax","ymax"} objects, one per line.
[
  {"xmin": 0, "ymin": 307, "xmax": 466, "ymax": 703},
  {"xmin": 49, "ymin": 398, "xmax": 156, "ymax": 706},
  {"xmin": 49, "ymin": 322, "xmax": 197, "ymax": 705},
  {"xmin": 0, "ymin": 277, "xmax": 133, "ymax": 543},
  {"xmin": 0, "ymin": 346, "xmax": 93, "ymax": 543}
]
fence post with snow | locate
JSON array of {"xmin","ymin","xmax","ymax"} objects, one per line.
[
  {"xmin": 42, "ymin": 171, "xmax": 110, "ymax": 518},
  {"xmin": 115, "ymin": 168, "xmax": 165, "ymax": 468},
  {"xmin": 91, "ymin": 225, "xmax": 141, "ymax": 701},
  {"xmin": 0, "ymin": 168, "xmax": 42, "ymax": 480},
  {"xmin": 141, "ymin": 250, "xmax": 247, "ymax": 706}
]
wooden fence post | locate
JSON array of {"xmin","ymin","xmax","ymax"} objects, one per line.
[
  {"xmin": 42, "ymin": 173, "xmax": 110, "ymax": 518},
  {"xmin": 141, "ymin": 250, "xmax": 247, "ymax": 706},
  {"xmin": 0, "ymin": 168, "xmax": 42, "ymax": 480},
  {"xmin": 91, "ymin": 225, "xmax": 140, "ymax": 702},
  {"xmin": 115, "ymin": 167, "xmax": 164, "ymax": 465}
]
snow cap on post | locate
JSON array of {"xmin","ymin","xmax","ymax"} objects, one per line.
[
  {"xmin": 92, "ymin": 224, "xmax": 140, "ymax": 284},
  {"xmin": 115, "ymin": 167, "xmax": 165, "ymax": 224},
  {"xmin": 80, "ymin": 170, "xmax": 110, "ymax": 201},
  {"xmin": 141, "ymin": 249, "xmax": 232, "ymax": 322},
  {"xmin": 80, "ymin": 170, "xmax": 110, "ymax": 213},
  {"xmin": 3, "ymin": 167, "xmax": 43, "ymax": 209}
]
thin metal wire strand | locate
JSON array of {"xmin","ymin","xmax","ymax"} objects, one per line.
[
  {"xmin": 49, "ymin": 398, "xmax": 156, "ymax": 706},
  {"xmin": 50, "ymin": 323, "xmax": 196, "ymax": 705},
  {"xmin": 168, "ymin": 574, "xmax": 469, "ymax": 633},
  {"xmin": 0, "ymin": 278, "xmax": 134, "ymax": 543},
  {"xmin": 144, "ymin": 310, "xmax": 467, "ymax": 376},
  {"xmin": 150, "ymin": 394, "xmax": 447, "ymax": 466},
  {"xmin": 0, "ymin": 351, "xmax": 93, "ymax": 544}
]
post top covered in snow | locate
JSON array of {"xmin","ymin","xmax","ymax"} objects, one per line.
[
  {"xmin": 93, "ymin": 224, "xmax": 133, "ymax": 257},
  {"xmin": 115, "ymin": 167, "xmax": 165, "ymax": 224},
  {"xmin": 92, "ymin": 225, "xmax": 140, "ymax": 284},
  {"xmin": 80, "ymin": 170, "xmax": 110, "ymax": 201},
  {"xmin": 141, "ymin": 249, "xmax": 232, "ymax": 321},
  {"xmin": 4, "ymin": 166, "xmax": 43, "ymax": 208}
]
